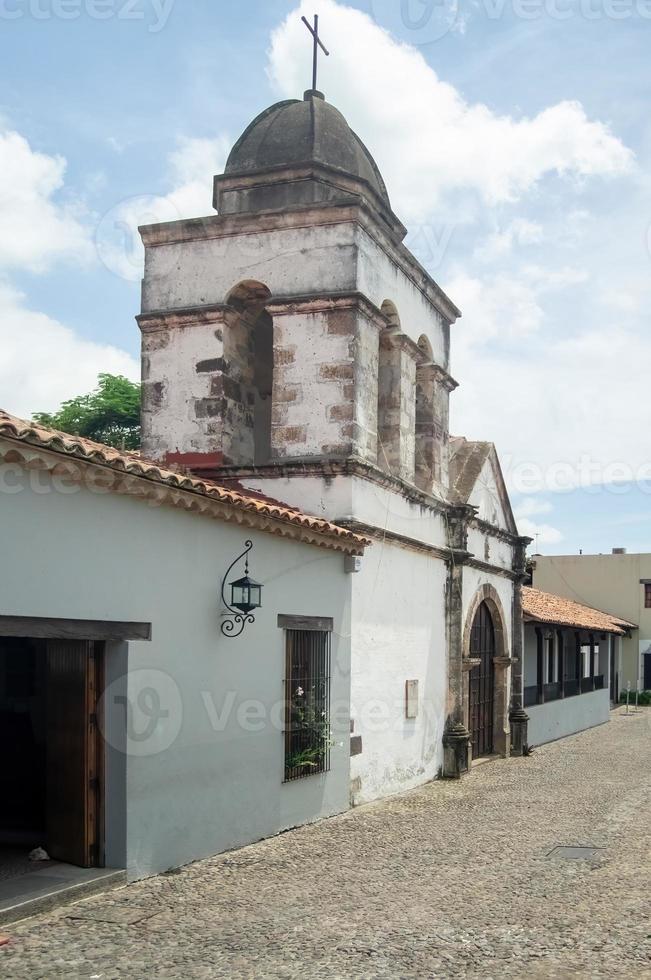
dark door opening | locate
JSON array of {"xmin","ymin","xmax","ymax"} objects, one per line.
[
  {"xmin": 469, "ymin": 602, "xmax": 496, "ymax": 759},
  {"xmin": 644, "ymin": 652, "xmax": 651, "ymax": 692},
  {"xmin": 0, "ymin": 637, "xmax": 103, "ymax": 873}
]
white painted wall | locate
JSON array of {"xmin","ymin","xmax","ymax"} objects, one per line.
[
  {"xmin": 0, "ymin": 463, "xmax": 352, "ymax": 880},
  {"xmin": 527, "ymin": 690, "xmax": 610, "ymax": 746},
  {"xmin": 349, "ymin": 539, "xmax": 448, "ymax": 803}
]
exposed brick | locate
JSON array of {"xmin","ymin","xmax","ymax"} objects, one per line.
[
  {"xmin": 274, "ymin": 425, "xmax": 307, "ymax": 444},
  {"xmin": 321, "ymin": 443, "xmax": 352, "ymax": 455},
  {"xmin": 275, "ymin": 348, "xmax": 296, "ymax": 366},
  {"xmin": 141, "ymin": 381, "xmax": 166, "ymax": 412},
  {"xmin": 195, "ymin": 398, "xmax": 223, "ymax": 419},
  {"xmin": 327, "ymin": 312, "xmax": 355, "ymax": 336},
  {"xmin": 142, "ymin": 331, "xmax": 170, "ymax": 352},
  {"xmin": 274, "ymin": 387, "xmax": 300, "ymax": 404},
  {"xmin": 320, "ymin": 363, "xmax": 354, "ymax": 382},
  {"xmin": 328, "ymin": 403, "xmax": 354, "ymax": 422},
  {"xmin": 214, "ymin": 328, "xmax": 223, "ymax": 342},
  {"xmin": 196, "ymin": 357, "xmax": 226, "ymax": 374}
]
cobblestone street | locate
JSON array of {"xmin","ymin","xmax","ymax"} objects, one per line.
[{"xmin": 3, "ymin": 710, "xmax": 650, "ymax": 979}]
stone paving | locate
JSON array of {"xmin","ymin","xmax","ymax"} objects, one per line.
[{"xmin": 2, "ymin": 709, "xmax": 651, "ymax": 979}]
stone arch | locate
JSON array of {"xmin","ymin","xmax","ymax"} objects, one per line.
[
  {"xmin": 224, "ymin": 281, "xmax": 274, "ymax": 466},
  {"xmin": 462, "ymin": 584, "xmax": 512, "ymax": 760},
  {"xmin": 417, "ymin": 334, "xmax": 433, "ymax": 360}
]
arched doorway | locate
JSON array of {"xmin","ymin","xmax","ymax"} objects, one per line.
[{"xmin": 469, "ymin": 602, "xmax": 496, "ymax": 758}]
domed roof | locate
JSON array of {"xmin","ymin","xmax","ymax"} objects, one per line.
[{"xmin": 225, "ymin": 91, "xmax": 391, "ymax": 209}]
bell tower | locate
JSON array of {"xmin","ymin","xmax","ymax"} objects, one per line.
[{"xmin": 138, "ymin": 89, "xmax": 459, "ymax": 494}]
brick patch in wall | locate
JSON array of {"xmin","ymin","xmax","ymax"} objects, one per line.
[
  {"xmin": 196, "ymin": 358, "xmax": 226, "ymax": 374},
  {"xmin": 274, "ymin": 426, "xmax": 307, "ymax": 444},
  {"xmin": 319, "ymin": 363, "xmax": 354, "ymax": 381}
]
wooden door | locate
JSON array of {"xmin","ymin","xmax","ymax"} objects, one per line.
[
  {"xmin": 46, "ymin": 640, "xmax": 102, "ymax": 867},
  {"xmin": 469, "ymin": 602, "xmax": 496, "ymax": 758}
]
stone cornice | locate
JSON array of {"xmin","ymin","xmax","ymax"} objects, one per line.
[
  {"xmin": 469, "ymin": 517, "xmax": 523, "ymax": 547},
  {"xmin": 214, "ymin": 456, "xmax": 455, "ymax": 516},
  {"xmin": 465, "ymin": 557, "xmax": 520, "ymax": 581},
  {"xmin": 266, "ymin": 291, "xmax": 386, "ymax": 331},
  {"xmin": 137, "ymin": 305, "xmax": 233, "ymax": 332}
]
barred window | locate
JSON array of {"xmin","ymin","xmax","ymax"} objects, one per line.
[{"xmin": 283, "ymin": 627, "xmax": 331, "ymax": 781}]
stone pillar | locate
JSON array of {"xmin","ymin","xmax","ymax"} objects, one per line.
[
  {"xmin": 509, "ymin": 536, "xmax": 531, "ymax": 755},
  {"xmin": 267, "ymin": 295, "xmax": 382, "ymax": 464},
  {"xmin": 442, "ymin": 506, "xmax": 473, "ymax": 778},
  {"xmin": 415, "ymin": 363, "xmax": 437, "ymax": 493},
  {"xmin": 377, "ymin": 330, "xmax": 417, "ymax": 482},
  {"xmin": 137, "ymin": 305, "xmax": 235, "ymax": 468}
]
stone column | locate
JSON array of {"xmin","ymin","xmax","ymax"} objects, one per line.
[
  {"xmin": 509, "ymin": 536, "xmax": 531, "ymax": 755},
  {"xmin": 442, "ymin": 506, "xmax": 473, "ymax": 778}
]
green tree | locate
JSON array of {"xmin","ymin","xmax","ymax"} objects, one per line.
[{"xmin": 33, "ymin": 374, "xmax": 141, "ymax": 451}]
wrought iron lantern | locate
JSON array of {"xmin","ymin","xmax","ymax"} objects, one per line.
[{"xmin": 221, "ymin": 540, "xmax": 263, "ymax": 637}]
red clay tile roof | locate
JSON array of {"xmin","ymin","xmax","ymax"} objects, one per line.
[
  {"xmin": 522, "ymin": 586, "xmax": 636, "ymax": 635},
  {"xmin": 0, "ymin": 410, "xmax": 369, "ymax": 551}
]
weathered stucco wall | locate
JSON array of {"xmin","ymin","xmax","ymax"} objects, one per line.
[
  {"xmin": 0, "ymin": 463, "xmax": 352, "ymax": 881},
  {"xmin": 349, "ymin": 540, "xmax": 448, "ymax": 803}
]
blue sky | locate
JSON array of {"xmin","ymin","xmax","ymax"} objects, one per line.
[{"xmin": 1, "ymin": 0, "xmax": 650, "ymax": 554}]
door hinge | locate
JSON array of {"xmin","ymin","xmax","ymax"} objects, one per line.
[
  {"xmin": 89, "ymin": 776, "xmax": 100, "ymax": 792},
  {"xmin": 89, "ymin": 713, "xmax": 98, "ymax": 728}
]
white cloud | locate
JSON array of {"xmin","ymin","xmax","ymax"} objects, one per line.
[
  {"xmin": 165, "ymin": 135, "xmax": 231, "ymax": 218},
  {"xmin": 516, "ymin": 517, "xmax": 564, "ymax": 546},
  {"xmin": 0, "ymin": 283, "xmax": 139, "ymax": 419},
  {"xmin": 268, "ymin": 0, "xmax": 633, "ymax": 219},
  {"xmin": 96, "ymin": 135, "xmax": 230, "ymax": 283},
  {"xmin": 474, "ymin": 219, "xmax": 544, "ymax": 262},
  {"xmin": 514, "ymin": 497, "xmax": 553, "ymax": 518},
  {"xmin": 0, "ymin": 129, "xmax": 92, "ymax": 271}
]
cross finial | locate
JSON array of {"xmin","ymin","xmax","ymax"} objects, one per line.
[{"xmin": 302, "ymin": 14, "xmax": 329, "ymax": 94}]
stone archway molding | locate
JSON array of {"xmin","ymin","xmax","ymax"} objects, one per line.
[{"xmin": 463, "ymin": 584, "xmax": 514, "ymax": 760}]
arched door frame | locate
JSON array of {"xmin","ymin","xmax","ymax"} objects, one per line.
[{"xmin": 462, "ymin": 584, "xmax": 512, "ymax": 761}]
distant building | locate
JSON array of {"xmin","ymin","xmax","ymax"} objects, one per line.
[
  {"xmin": 533, "ymin": 551, "xmax": 651, "ymax": 690},
  {"xmin": 521, "ymin": 587, "xmax": 635, "ymax": 745}
]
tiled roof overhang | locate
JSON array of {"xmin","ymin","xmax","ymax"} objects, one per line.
[
  {"xmin": 0, "ymin": 411, "xmax": 369, "ymax": 555},
  {"xmin": 522, "ymin": 586, "xmax": 636, "ymax": 636}
]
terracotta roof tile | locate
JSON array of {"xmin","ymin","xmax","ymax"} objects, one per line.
[
  {"xmin": 522, "ymin": 586, "xmax": 636, "ymax": 635},
  {"xmin": 0, "ymin": 410, "xmax": 369, "ymax": 551}
]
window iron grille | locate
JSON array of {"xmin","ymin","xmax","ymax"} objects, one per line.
[{"xmin": 284, "ymin": 628, "xmax": 331, "ymax": 782}]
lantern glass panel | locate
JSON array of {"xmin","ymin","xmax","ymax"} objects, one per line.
[{"xmin": 230, "ymin": 575, "xmax": 262, "ymax": 614}]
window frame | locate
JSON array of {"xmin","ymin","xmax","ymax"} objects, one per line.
[{"xmin": 280, "ymin": 616, "xmax": 333, "ymax": 783}]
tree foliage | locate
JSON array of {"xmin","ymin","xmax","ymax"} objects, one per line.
[{"xmin": 33, "ymin": 374, "xmax": 141, "ymax": 451}]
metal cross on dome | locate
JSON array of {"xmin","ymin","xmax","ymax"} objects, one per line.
[{"xmin": 302, "ymin": 13, "xmax": 330, "ymax": 93}]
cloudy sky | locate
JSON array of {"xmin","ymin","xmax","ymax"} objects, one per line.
[{"xmin": 1, "ymin": 0, "xmax": 650, "ymax": 553}]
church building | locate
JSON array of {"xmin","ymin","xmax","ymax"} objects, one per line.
[{"xmin": 138, "ymin": 85, "xmax": 531, "ymax": 795}]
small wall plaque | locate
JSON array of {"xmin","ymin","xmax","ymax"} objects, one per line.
[{"xmin": 406, "ymin": 680, "xmax": 419, "ymax": 719}]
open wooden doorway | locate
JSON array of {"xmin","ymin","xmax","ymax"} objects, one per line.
[
  {"xmin": 46, "ymin": 640, "xmax": 103, "ymax": 868},
  {"xmin": 0, "ymin": 636, "xmax": 103, "ymax": 872}
]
